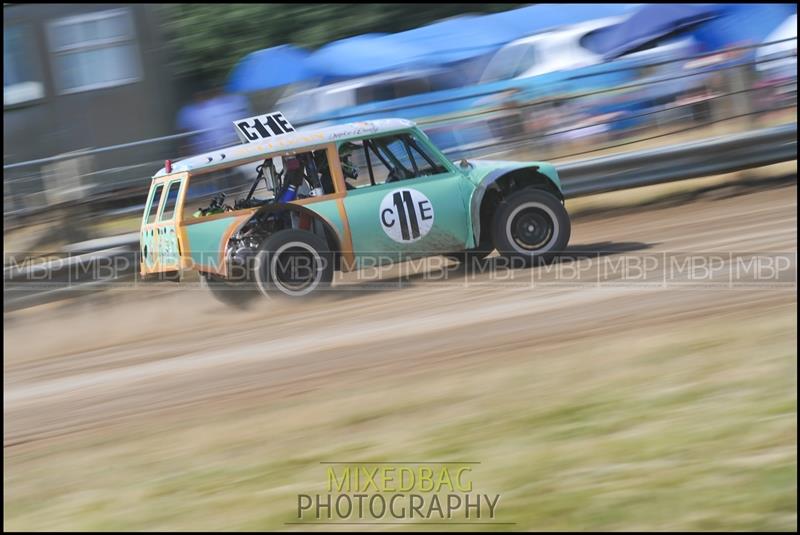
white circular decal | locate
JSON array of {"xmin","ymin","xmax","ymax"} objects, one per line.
[{"xmin": 379, "ymin": 188, "xmax": 435, "ymax": 243}]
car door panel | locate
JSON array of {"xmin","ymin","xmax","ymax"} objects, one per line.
[
  {"xmin": 140, "ymin": 174, "xmax": 187, "ymax": 275},
  {"xmin": 140, "ymin": 182, "xmax": 164, "ymax": 275},
  {"xmin": 343, "ymin": 172, "xmax": 470, "ymax": 266}
]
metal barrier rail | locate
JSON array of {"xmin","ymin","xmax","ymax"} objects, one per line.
[
  {"xmin": 559, "ymin": 122, "xmax": 797, "ymax": 196},
  {"xmin": 5, "ymin": 87, "xmax": 795, "ymax": 224},
  {"xmin": 459, "ymin": 102, "xmax": 798, "ymax": 164},
  {"xmin": 4, "ymin": 122, "xmax": 796, "ymax": 312},
  {"xmin": 2, "ymin": 129, "xmax": 214, "ymax": 171}
]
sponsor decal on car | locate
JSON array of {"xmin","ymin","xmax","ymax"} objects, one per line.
[
  {"xmin": 234, "ymin": 111, "xmax": 295, "ymax": 143},
  {"xmin": 379, "ymin": 188, "xmax": 434, "ymax": 243}
]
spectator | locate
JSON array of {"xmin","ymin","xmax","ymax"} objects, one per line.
[
  {"xmin": 176, "ymin": 85, "xmax": 254, "ymax": 191},
  {"xmin": 176, "ymin": 86, "xmax": 252, "ymax": 156}
]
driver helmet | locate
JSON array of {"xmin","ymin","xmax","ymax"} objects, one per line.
[{"xmin": 338, "ymin": 142, "xmax": 360, "ymax": 180}]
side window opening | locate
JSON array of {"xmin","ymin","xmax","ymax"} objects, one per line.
[
  {"xmin": 182, "ymin": 148, "xmax": 338, "ymax": 219},
  {"xmin": 265, "ymin": 148, "xmax": 337, "ymax": 201},
  {"xmin": 145, "ymin": 184, "xmax": 163, "ymax": 224},
  {"xmin": 183, "ymin": 162, "xmax": 260, "ymax": 218},
  {"xmin": 374, "ymin": 137, "xmax": 413, "ymax": 181},
  {"xmin": 370, "ymin": 139, "xmax": 403, "ymax": 181},
  {"xmin": 339, "ymin": 133, "xmax": 448, "ymax": 189},
  {"xmin": 405, "ymin": 136, "xmax": 448, "ymax": 176},
  {"xmin": 349, "ymin": 140, "xmax": 390, "ymax": 187},
  {"xmin": 159, "ymin": 180, "xmax": 182, "ymax": 221},
  {"xmin": 307, "ymin": 148, "xmax": 337, "ymax": 195}
]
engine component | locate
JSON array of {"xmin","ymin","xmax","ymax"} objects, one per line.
[{"xmin": 194, "ymin": 192, "xmax": 232, "ymax": 217}]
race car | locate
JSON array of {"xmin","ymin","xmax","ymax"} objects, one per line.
[{"xmin": 139, "ymin": 114, "xmax": 570, "ymax": 304}]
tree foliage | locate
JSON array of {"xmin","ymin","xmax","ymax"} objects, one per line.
[{"xmin": 160, "ymin": 3, "xmax": 526, "ymax": 87}]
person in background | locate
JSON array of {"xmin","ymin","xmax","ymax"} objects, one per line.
[
  {"xmin": 176, "ymin": 84, "xmax": 253, "ymax": 190},
  {"xmin": 176, "ymin": 85, "xmax": 252, "ymax": 156}
]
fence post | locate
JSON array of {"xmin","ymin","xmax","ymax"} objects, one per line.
[{"xmin": 42, "ymin": 153, "xmax": 94, "ymax": 244}]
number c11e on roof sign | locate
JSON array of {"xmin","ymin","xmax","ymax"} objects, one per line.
[{"xmin": 234, "ymin": 111, "xmax": 295, "ymax": 143}]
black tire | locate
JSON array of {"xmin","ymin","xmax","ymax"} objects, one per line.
[
  {"xmin": 254, "ymin": 229, "xmax": 334, "ymax": 298},
  {"xmin": 491, "ymin": 188, "xmax": 571, "ymax": 266},
  {"xmin": 200, "ymin": 273, "xmax": 259, "ymax": 309}
]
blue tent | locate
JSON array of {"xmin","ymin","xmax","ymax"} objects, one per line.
[
  {"xmin": 383, "ymin": 4, "xmax": 642, "ymax": 66},
  {"xmin": 382, "ymin": 15, "xmax": 521, "ymax": 65},
  {"xmin": 582, "ymin": 4, "xmax": 721, "ymax": 60},
  {"xmin": 228, "ymin": 4, "xmax": 657, "ymax": 88},
  {"xmin": 692, "ymin": 3, "xmax": 797, "ymax": 51},
  {"xmin": 227, "ymin": 45, "xmax": 315, "ymax": 93},
  {"xmin": 305, "ymin": 33, "xmax": 439, "ymax": 79},
  {"xmin": 306, "ymin": 4, "xmax": 644, "ymax": 79},
  {"xmin": 483, "ymin": 3, "xmax": 640, "ymax": 38}
]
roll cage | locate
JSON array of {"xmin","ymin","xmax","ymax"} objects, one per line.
[{"xmin": 352, "ymin": 132, "xmax": 450, "ymax": 186}]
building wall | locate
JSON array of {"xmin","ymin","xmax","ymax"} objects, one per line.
[{"xmin": 3, "ymin": 3, "xmax": 180, "ymax": 168}]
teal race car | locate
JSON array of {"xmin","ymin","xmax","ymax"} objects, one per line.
[{"xmin": 140, "ymin": 116, "xmax": 570, "ymax": 304}]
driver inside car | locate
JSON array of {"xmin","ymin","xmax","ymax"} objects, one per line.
[
  {"xmin": 278, "ymin": 157, "xmax": 307, "ymax": 202},
  {"xmin": 318, "ymin": 143, "xmax": 360, "ymax": 191},
  {"xmin": 339, "ymin": 142, "xmax": 360, "ymax": 189}
]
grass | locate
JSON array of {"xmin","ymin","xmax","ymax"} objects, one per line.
[{"xmin": 4, "ymin": 308, "xmax": 797, "ymax": 531}]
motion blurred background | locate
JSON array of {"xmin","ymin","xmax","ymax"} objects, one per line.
[{"xmin": 3, "ymin": 3, "xmax": 797, "ymax": 254}]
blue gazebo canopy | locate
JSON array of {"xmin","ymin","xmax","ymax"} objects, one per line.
[
  {"xmin": 229, "ymin": 4, "xmax": 655, "ymax": 90},
  {"xmin": 304, "ymin": 4, "xmax": 644, "ymax": 79},
  {"xmin": 692, "ymin": 3, "xmax": 798, "ymax": 51},
  {"xmin": 305, "ymin": 33, "xmax": 439, "ymax": 79},
  {"xmin": 381, "ymin": 15, "xmax": 515, "ymax": 65},
  {"xmin": 381, "ymin": 4, "xmax": 642, "ymax": 66},
  {"xmin": 484, "ymin": 3, "xmax": 640, "ymax": 38},
  {"xmin": 585, "ymin": 4, "xmax": 721, "ymax": 60},
  {"xmin": 227, "ymin": 45, "xmax": 315, "ymax": 93}
]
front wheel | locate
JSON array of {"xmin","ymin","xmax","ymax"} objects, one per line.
[{"xmin": 491, "ymin": 189, "xmax": 571, "ymax": 266}]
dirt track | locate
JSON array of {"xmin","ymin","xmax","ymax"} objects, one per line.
[{"xmin": 4, "ymin": 182, "xmax": 796, "ymax": 449}]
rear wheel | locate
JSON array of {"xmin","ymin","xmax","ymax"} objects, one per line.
[
  {"xmin": 254, "ymin": 229, "xmax": 334, "ymax": 298},
  {"xmin": 200, "ymin": 273, "xmax": 259, "ymax": 309},
  {"xmin": 491, "ymin": 188, "xmax": 570, "ymax": 266}
]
